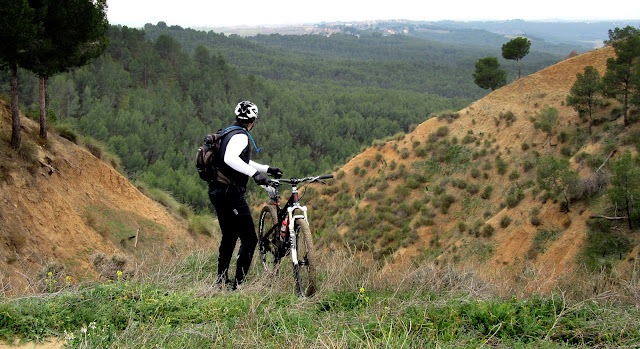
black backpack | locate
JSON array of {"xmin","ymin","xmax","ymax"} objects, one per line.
[{"xmin": 195, "ymin": 126, "xmax": 245, "ymax": 182}]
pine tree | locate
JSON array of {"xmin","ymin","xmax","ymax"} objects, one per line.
[
  {"xmin": 502, "ymin": 37, "xmax": 531, "ymax": 79},
  {"xmin": 0, "ymin": 0, "xmax": 40, "ymax": 148},
  {"xmin": 566, "ymin": 66, "xmax": 603, "ymax": 134}
]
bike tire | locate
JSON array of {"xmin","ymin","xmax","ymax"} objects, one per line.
[
  {"xmin": 292, "ymin": 219, "xmax": 317, "ymax": 297},
  {"xmin": 258, "ymin": 205, "xmax": 280, "ymax": 273}
]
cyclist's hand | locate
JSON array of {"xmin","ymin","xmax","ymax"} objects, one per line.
[
  {"xmin": 267, "ymin": 167, "xmax": 283, "ymax": 179},
  {"xmin": 253, "ymin": 172, "xmax": 269, "ymax": 185}
]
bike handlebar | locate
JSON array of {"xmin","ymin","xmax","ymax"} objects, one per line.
[{"xmin": 267, "ymin": 174, "xmax": 334, "ymax": 186}]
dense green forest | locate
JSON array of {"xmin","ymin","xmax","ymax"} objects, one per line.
[
  {"xmin": 143, "ymin": 23, "xmax": 564, "ymax": 99},
  {"xmin": 1, "ymin": 23, "xmax": 567, "ymax": 211}
]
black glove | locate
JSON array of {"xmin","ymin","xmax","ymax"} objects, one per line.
[
  {"xmin": 267, "ymin": 166, "xmax": 283, "ymax": 179},
  {"xmin": 253, "ymin": 172, "xmax": 268, "ymax": 185}
]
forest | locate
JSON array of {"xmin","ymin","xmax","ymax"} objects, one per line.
[{"xmin": 1, "ymin": 23, "xmax": 567, "ymax": 211}]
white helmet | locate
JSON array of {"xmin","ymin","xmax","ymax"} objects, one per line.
[{"xmin": 234, "ymin": 101, "xmax": 259, "ymax": 122}]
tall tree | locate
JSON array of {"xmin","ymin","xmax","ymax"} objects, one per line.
[
  {"xmin": 472, "ymin": 57, "xmax": 507, "ymax": 91},
  {"xmin": 0, "ymin": 0, "xmax": 40, "ymax": 148},
  {"xmin": 602, "ymin": 33, "xmax": 640, "ymax": 127},
  {"xmin": 566, "ymin": 66, "xmax": 603, "ymax": 134},
  {"xmin": 609, "ymin": 150, "xmax": 640, "ymax": 230},
  {"xmin": 22, "ymin": 0, "xmax": 109, "ymax": 139},
  {"xmin": 502, "ymin": 37, "xmax": 531, "ymax": 79}
]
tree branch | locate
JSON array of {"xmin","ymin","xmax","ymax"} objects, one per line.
[{"xmin": 589, "ymin": 215, "xmax": 628, "ymax": 220}]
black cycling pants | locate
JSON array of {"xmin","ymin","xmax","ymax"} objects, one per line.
[{"xmin": 209, "ymin": 193, "xmax": 258, "ymax": 286}]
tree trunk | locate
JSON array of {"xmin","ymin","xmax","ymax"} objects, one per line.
[
  {"xmin": 626, "ymin": 198, "xmax": 633, "ymax": 230},
  {"xmin": 39, "ymin": 76, "xmax": 47, "ymax": 139},
  {"xmin": 10, "ymin": 62, "xmax": 21, "ymax": 149},
  {"xmin": 45, "ymin": 77, "xmax": 50, "ymax": 116},
  {"xmin": 623, "ymin": 84, "xmax": 629, "ymax": 126}
]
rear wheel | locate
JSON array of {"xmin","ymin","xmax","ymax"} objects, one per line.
[
  {"xmin": 292, "ymin": 219, "xmax": 317, "ymax": 297},
  {"xmin": 258, "ymin": 205, "xmax": 280, "ymax": 273}
]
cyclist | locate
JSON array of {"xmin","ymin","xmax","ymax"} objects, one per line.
[{"xmin": 209, "ymin": 100, "xmax": 283, "ymax": 289}]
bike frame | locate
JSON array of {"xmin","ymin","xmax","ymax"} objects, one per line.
[{"xmin": 264, "ymin": 179, "xmax": 310, "ymax": 267}]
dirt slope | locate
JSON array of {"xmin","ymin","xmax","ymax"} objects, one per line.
[
  {"xmin": 0, "ymin": 102, "xmax": 217, "ymax": 294},
  {"xmin": 324, "ymin": 46, "xmax": 636, "ymax": 281}
]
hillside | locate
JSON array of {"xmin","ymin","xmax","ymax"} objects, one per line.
[
  {"xmin": 0, "ymin": 103, "xmax": 217, "ymax": 294},
  {"xmin": 0, "ymin": 45, "xmax": 637, "ymax": 298},
  {"xmin": 312, "ymin": 45, "xmax": 639, "ymax": 283}
]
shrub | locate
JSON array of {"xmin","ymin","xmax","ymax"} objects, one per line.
[
  {"xmin": 470, "ymin": 168, "xmax": 480, "ymax": 178},
  {"xmin": 406, "ymin": 176, "xmax": 421, "ymax": 189},
  {"xmin": 462, "ymin": 134, "xmax": 475, "ymax": 144},
  {"xmin": 500, "ymin": 216, "xmax": 512, "ymax": 228},
  {"xmin": 500, "ymin": 111, "xmax": 516, "ymax": 126},
  {"xmin": 400, "ymin": 148, "xmax": 410, "ymax": 159},
  {"xmin": 458, "ymin": 221, "xmax": 467, "ymax": 232},
  {"xmin": 436, "ymin": 111, "xmax": 460, "ymax": 123},
  {"xmin": 495, "ymin": 156, "xmax": 508, "ymax": 175},
  {"xmin": 375, "ymin": 153, "xmax": 383, "ymax": 162},
  {"xmin": 482, "ymin": 224, "xmax": 495, "ymax": 237},
  {"xmin": 560, "ymin": 146, "xmax": 573, "ymax": 157},
  {"xmin": 436, "ymin": 126, "xmax": 449, "ymax": 137},
  {"xmin": 363, "ymin": 159, "xmax": 371, "ymax": 168},
  {"xmin": 481, "ymin": 185, "xmax": 493, "ymax": 200},
  {"xmin": 521, "ymin": 143, "xmax": 530, "ymax": 151},
  {"xmin": 414, "ymin": 147, "xmax": 428, "ymax": 158},
  {"xmin": 466, "ymin": 183, "xmax": 479, "ymax": 195},
  {"xmin": 505, "ymin": 189, "xmax": 525, "ymax": 208},
  {"xmin": 509, "ymin": 171, "xmax": 520, "ymax": 181},
  {"xmin": 55, "ymin": 123, "xmax": 78, "ymax": 143},
  {"xmin": 522, "ymin": 160, "xmax": 535, "ymax": 173},
  {"xmin": 530, "ymin": 216, "xmax": 542, "ymax": 226},
  {"xmin": 364, "ymin": 191, "xmax": 385, "ymax": 202},
  {"xmin": 17, "ymin": 140, "xmax": 39, "ymax": 174}
]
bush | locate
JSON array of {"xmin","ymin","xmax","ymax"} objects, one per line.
[
  {"xmin": 55, "ymin": 123, "xmax": 78, "ymax": 143},
  {"xmin": 436, "ymin": 126, "xmax": 449, "ymax": 137},
  {"xmin": 522, "ymin": 160, "xmax": 535, "ymax": 173},
  {"xmin": 505, "ymin": 189, "xmax": 525, "ymax": 208},
  {"xmin": 530, "ymin": 216, "xmax": 542, "ymax": 226},
  {"xmin": 481, "ymin": 185, "xmax": 493, "ymax": 200},
  {"xmin": 496, "ymin": 156, "xmax": 508, "ymax": 175},
  {"xmin": 482, "ymin": 224, "xmax": 495, "ymax": 237},
  {"xmin": 466, "ymin": 183, "xmax": 479, "ymax": 195},
  {"xmin": 500, "ymin": 216, "xmax": 512, "ymax": 228}
]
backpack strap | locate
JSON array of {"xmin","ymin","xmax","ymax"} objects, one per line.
[{"xmin": 218, "ymin": 125, "xmax": 261, "ymax": 153}]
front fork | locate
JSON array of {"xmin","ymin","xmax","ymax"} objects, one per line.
[{"xmin": 288, "ymin": 205, "xmax": 308, "ymax": 267}]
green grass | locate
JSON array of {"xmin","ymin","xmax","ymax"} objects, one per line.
[{"xmin": 2, "ymin": 251, "xmax": 640, "ymax": 348}]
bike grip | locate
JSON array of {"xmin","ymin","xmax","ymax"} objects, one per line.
[{"xmin": 318, "ymin": 174, "xmax": 334, "ymax": 180}]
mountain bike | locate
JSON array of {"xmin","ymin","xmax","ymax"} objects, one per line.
[{"xmin": 258, "ymin": 174, "xmax": 334, "ymax": 296}]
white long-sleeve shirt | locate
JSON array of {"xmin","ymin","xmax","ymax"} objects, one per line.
[{"xmin": 223, "ymin": 133, "xmax": 268, "ymax": 177}]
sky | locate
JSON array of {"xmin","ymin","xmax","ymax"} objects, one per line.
[{"xmin": 106, "ymin": 0, "xmax": 640, "ymax": 28}]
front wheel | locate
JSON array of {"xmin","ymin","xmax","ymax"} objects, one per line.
[
  {"xmin": 258, "ymin": 205, "xmax": 280, "ymax": 273},
  {"xmin": 292, "ymin": 219, "xmax": 317, "ymax": 297}
]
